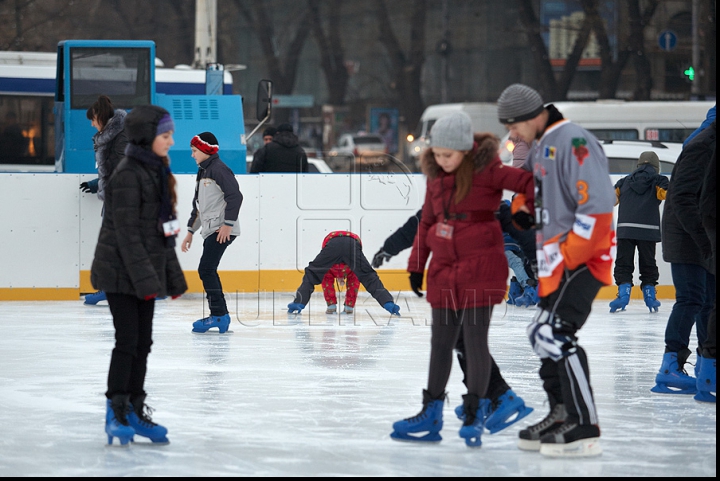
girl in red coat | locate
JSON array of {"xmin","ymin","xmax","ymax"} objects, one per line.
[{"xmin": 391, "ymin": 112, "xmax": 534, "ymax": 447}]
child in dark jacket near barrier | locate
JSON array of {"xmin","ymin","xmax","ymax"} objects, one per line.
[
  {"xmin": 609, "ymin": 151, "xmax": 669, "ymax": 313},
  {"xmin": 181, "ymin": 132, "xmax": 243, "ymax": 334}
]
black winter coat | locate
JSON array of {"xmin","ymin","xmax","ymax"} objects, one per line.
[
  {"xmin": 661, "ymin": 121, "xmax": 716, "ymax": 271},
  {"xmin": 614, "ymin": 164, "xmax": 668, "ymax": 242},
  {"xmin": 91, "ymin": 150, "xmax": 187, "ymax": 299},
  {"xmin": 249, "ymin": 131, "xmax": 308, "ymax": 173}
]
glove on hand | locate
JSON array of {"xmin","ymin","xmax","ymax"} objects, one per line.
[
  {"xmin": 287, "ymin": 302, "xmax": 305, "ymax": 314},
  {"xmin": 371, "ymin": 248, "xmax": 392, "ymax": 268},
  {"xmin": 409, "ymin": 272, "xmax": 424, "ymax": 297},
  {"xmin": 511, "ymin": 210, "xmax": 535, "ymax": 230},
  {"xmin": 79, "ymin": 178, "xmax": 99, "ymax": 194},
  {"xmin": 383, "ymin": 302, "xmax": 400, "ymax": 316}
]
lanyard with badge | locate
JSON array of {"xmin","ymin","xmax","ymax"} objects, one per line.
[{"xmin": 436, "ymin": 177, "xmax": 456, "ymax": 240}]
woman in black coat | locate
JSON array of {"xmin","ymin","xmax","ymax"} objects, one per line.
[{"xmin": 91, "ymin": 104, "xmax": 187, "ymax": 446}]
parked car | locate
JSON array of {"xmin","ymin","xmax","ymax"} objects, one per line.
[
  {"xmin": 328, "ymin": 133, "xmax": 387, "ymax": 170},
  {"xmin": 500, "ymin": 136, "xmax": 681, "ymax": 175},
  {"xmin": 600, "ymin": 139, "xmax": 681, "ymax": 174}
]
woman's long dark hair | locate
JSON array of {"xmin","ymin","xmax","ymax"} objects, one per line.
[{"xmin": 85, "ymin": 95, "xmax": 115, "ymax": 130}]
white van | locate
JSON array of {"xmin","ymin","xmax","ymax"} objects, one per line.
[
  {"xmin": 549, "ymin": 100, "xmax": 715, "ymax": 142},
  {"xmin": 500, "ymin": 99, "xmax": 714, "ymax": 164},
  {"xmin": 407, "ymin": 103, "xmax": 507, "ymax": 164}
]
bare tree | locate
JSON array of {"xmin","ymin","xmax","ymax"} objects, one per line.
[
  {"xmin": 0, "ymin": 0, "xmax": 73, "ymax": 50},
  {"xmin": 581, "ymin": 0, "xmax": 658, "ymax": 99},
  {"xmin": 516, "ymin": 0, "xmax": 591, "ymax": 101},
  {"xmin": 308, "ymin": 0, "xmax": 349, "ymax": 105},
  {"xmin": 233, "ymin": 0, "xmax": 312, "ymax": 96},
  {"xmin": 373, "ymin": 0, "xmax": 426, "ymax": 132}
]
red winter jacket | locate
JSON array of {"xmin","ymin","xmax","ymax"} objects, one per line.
[{"xmin": 408, "ymin": 133, "xmax": 534, "ymax": 309}]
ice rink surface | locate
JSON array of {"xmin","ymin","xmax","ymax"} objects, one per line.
[{"xmin": 0, "ymin": 292, "xmax": 715, "ymax": 477}]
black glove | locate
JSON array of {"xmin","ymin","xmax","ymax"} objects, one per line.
[
  {"xmin": 511, "ymin": 210, "xmax": 535, "ymax": 230},
  {"xmin": 409, "ymin": 272, "xmax": 424, "ymax": 297},
  {"xmin": 372, "ymin": 248, "xmax": 392, "ymax": 268},
  {"xmin": 80, "ymin": 178, "xmax": 99, "ymax": 194}
]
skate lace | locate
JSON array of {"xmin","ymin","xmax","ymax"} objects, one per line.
[
  {"xmin": 136, "ymin": 404, "xmax": 158, "ymax": 427},
  {"xmin": 549, "ymin": 421, "xmax": 577, "ymax": 436},
  {"xmin": 529, "ymin": 406, "xmax": 563, "ymax": 433},
  {"xmin": 403, "ymin": 394, "xmax": 447, "ymax": 422}
]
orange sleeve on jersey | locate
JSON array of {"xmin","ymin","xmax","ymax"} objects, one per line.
[{"xmin": 560, "ymin": 213, "xmax": 614, "ymax": 271}]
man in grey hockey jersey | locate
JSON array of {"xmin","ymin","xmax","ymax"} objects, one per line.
[{"xmin": 497, "ymin": 84, "xmax": 616, "ymax": 458}]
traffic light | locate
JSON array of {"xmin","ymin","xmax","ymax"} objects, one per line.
[{"xmin": 683, "ymin": 66, "xmax": 695, "ymax": 82}]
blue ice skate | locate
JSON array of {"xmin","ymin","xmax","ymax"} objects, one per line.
[
  {"xmin": 391, "ymin": 390, "xmax": 444, "ymax": 443},
  {"xmin": 506, "ymin": 278, "xmax": 522, "ymax": 305},
  {"xmin": 642, "ymin": 285, "xmax": 661, "ymax": 313},
  {"xmin": 609, "ymin": 283, "xmax": 631, "ymax": 313},
  {"xmin": 105, "ymin": 396, "xmax": 135, "ymax": 447},
  {"xmin": 651, "ymin": 351, "xmax": 697, "ymax": 395},
  {"xmin": 85, "ymin": 291, "xmax": 107, "ymax": 305},
  {"xmin": 694, "ymin": 354, "xmax": 716, "ymax": 403},
  {"xmin": 458, "ymin": 394, "xmax": 490, "ymax": 448},
  {"xmin": 192, "ymin": 313, "xmax": 231, "ymax": 333},
  {"xmin": 128, "ymin": 395, "xmax": 169, "ymax": 444},
  {"xmin": 485, "ymin": 389, "xmax": 534, "ymax": 434},
  {"xmin": 514, "ymin": 286, "xmax": 539, "ymax": 308}
]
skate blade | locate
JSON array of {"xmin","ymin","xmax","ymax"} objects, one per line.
[
  {"xmin": 693, "ymin": 391, "xmax": 716, "ymax": 403},
  {"xmin": 539, "ymin": 437, "xmax": 602, "ymax": 458},
  {"xmin": 191, "ymin": 329, "xmax": 233, "ymax": 334},
  {"xmin": 650, "ymin": 383, "xmax": 697, "ymax": 395},
  {"xmin": 390, "ymin": 431, "xmax": 442, "ymax": 443},
  {"xmin": 131, "ymin": 439, "xmax": 170, "ymax": 446},
  {"xmin": 517, "ymin": 438, "xmax": 541, "ymax": 451},
  {"xmin": 106, "ymin": 436, "xmax": 133, "ymax": 447},
  {"xmin": 487, "ymin": 405, "xmax": 534, "ymax": 434}
]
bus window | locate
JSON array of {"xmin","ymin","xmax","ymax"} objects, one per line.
[
  {"xmin": 588, "ymin": 129, "xmax": 639, "ymax": 141},
  {"xmin": 645, "ymin": 128, "xmax": 695, "ymax": 143},
  {"xmin": 70, "ymin": 47, "xmax": 152, "ymax": 110},
  {"xmin": 0, "ymin": 96, "xmax": 54, "ymax": 167}
]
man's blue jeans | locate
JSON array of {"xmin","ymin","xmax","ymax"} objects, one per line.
[{"xmin": 665, "ymin": 263, "xmax": 716, "ymax": 353}]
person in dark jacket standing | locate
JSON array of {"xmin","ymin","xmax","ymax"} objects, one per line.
[
  {"xmin": 287, "ymin": 230, "xmax": 400, "ymax": 316},
  {"xmin": 181, "ymin": 132, "xmax": 243, "ymax": 334},
  {"xmin": 696, "ymin": 139, "xmax": 716, "ymax": 403},
  {"xmin": 91, "ymin": 105, "xmax": 188, "ymax": 446},
  {"xmin": 81, "ymin": 95, "xmax": 129, "ymax": 306},
  {"xmin": 652, "ymin": 121, "xmax": 716, "ymax": 397},
  {"xmin": 390, "ymin": 112, "xmax": 534, "ymax": 448},
  {"xmin": 249, "ymin": 123, "xmax": 308, "ymax": 173},
  {"xmin": 609, "ymin": 151, "xmax": 669, "ymax": 313}
]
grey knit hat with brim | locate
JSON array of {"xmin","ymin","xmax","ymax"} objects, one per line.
[
  {"xmin": 497, "ymin": 84, "xmax": 546, "ymax": 124},
  {"xmin": 637, "ymin": 151, "xmax": 660, "ymax": 172},
  {"xmin": 428, "ymin": 112, "xmax": 474, "ymax": 151}
]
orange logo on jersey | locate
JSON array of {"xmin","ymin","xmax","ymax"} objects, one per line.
[{"xmin": 572, "ymin": 137, "xmax": 589, "ymax": 165}]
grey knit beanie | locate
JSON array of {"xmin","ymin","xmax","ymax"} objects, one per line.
[
  {"xmin": 637, "ymin": 151, "xmax": 660, "ymax": 172},
  {"xmin": 428, "ymin": 112, "xmax": 474, "ymax": 151},
  {"xmin": 497, "ymin": 84, "xmax": 545, "ymax": 124}
]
